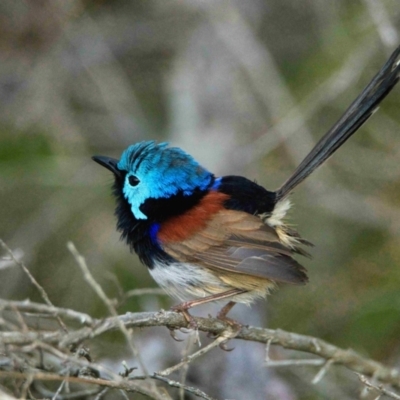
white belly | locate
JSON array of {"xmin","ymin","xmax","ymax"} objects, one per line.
[{"xmin": 149, "ymin": 261, "xmax": 268, "ymax": 305}]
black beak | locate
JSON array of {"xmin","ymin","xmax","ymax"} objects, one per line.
[{"xmin": 92, "ymin": 155, "xmax": 123, "ymax": 178}]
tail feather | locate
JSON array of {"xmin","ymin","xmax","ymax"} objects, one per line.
[{"xmin": 276, "ymin": 45, "xmax": 400, "ymax": 201}]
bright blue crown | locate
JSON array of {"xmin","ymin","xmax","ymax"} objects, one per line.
[{"xmin": 117, "ymin": 141, "xmax": 213, "ymax": 220}]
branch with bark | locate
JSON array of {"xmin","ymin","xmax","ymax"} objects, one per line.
[
  {"xmin": 1, "ymin": 299, "xmax": 400, "ymax": 398},
  {"xmin": 1, "ymin": 239, "xmax": 400, "ymax": 399}
]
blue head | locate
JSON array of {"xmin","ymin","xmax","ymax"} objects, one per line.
[{"xmin": 93, "ymin": 141, "xmax": 214, "ymax": 221}]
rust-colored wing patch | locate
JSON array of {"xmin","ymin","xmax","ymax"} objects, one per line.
[
  {"xmin": 160, "ymin": 209, "xmax": 308, "ymax": 285},
  {"xmin": 158, "ymin": 191, "xmax": 229, "ymax": 243}
]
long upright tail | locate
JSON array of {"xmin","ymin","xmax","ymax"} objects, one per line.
[{"xmin": 275, "ymin": 45, "xmax": 400, "ymax": 201}]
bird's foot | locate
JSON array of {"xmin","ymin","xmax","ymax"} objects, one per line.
[
  {"xmin": 216, "ymin": 302, "xmax": 242, "ymax": 351},
  {"xmin": 217, "ymin": 321, "xmax": 241, "ymax": 352},
  {"xmin": 170, "ymin": 303, "xmax": 198, "ymax": 330},
  {"xmin": 169, "ymin": 305, "xmax": 202, "ymax": 346},
  {"xmin": 216, "ymin": 301, "xmax": 242, "ymax": 330}
]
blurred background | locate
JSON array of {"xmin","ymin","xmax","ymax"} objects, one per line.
[{"xmin": 1, "ymin": 0, "xmax": 400, "ymax": 399}]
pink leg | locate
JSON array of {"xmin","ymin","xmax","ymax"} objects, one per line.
[{"xmin": 171, "ymin": 289, "xmax": 246, "ymax": 329}]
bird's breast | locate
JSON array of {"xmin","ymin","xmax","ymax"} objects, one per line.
[{"xmin": 157, "ymin": 191, "xmax": 229, "ymax": 243}]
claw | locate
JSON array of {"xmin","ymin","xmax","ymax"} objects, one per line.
[
  {"xmin": 219, "ymin": 341, "xmax": 235, "ymax": 352},
  {"xmin": 168, "ymin": 327, "xmax": 184, "ymax": 342},
  {"xmin": 207, "ymin": 331, "xmax": 218, "ymax": 339}
]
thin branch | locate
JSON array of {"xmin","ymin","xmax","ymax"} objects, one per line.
[
  {"xmin": 358, "ymin": 374, "xmax": 400, "ymax": 400},
  {"xmin": 67, "ymin": 243, "xmax": 144, "ymax": 360},
  {"xmin": 266, "ymin": 359, "xmax": 325, "ymax": 367},
  {"xmin": 94, "ymin": 388, "xmax": 109, "ymax": 400},
  {"xmin": 66, "ymin": 242, "xmax": 158, "ymax": 394},
  {"xmin": 124, "ymin": 288, "xmax": 167, "ymax": 298},
  {"xmin": 0, "ymin": 239, "xmax": 68, "ymax": 333},
  {"xmin": 10, "ymin": 304, "xmax": 29, "ymax": 334},
  {"xmin": 0, "ymin": 299, "xmax": 93, "ymax": 325},
  {"xmin": 158, "ymin": 328, "xmax": 239, "ymax": 377},
  {"xmin": 52, "ymin": 379, "xmax": 67, "ymax": 400},
  {"xmin": 65, "ymin": 313, "xmax": 400, "ymax": 388},
  {"xmin": 0, "ymin": 371, "xmax": 164, "ymax": 400},
  {"xmin": 2, "ymin": 303, "xmax": 400, "ymax": 389},
  {"xmin": 118, "ymin": 287, "xmax": 167, "ymax": 308},
  {"xmin": 19, "ymin": 373, "xmax": 34, "ymax": 400},
  {"xmin": 0, "ymin": 370, "xmax": 214, "ymax": 400},
  {"xmin": 364, "ymin": 0, "xmax": 399, "ymax": 47},
  {"xmin": 66, "ymin": 242, "xmax": 119, "ymax": 319},
  {"xmin": 312, "ymin": 359, "xmax": 335, "ymax": 384},
  {"xmin": 33, "ymin": 381, "xmax": 102, "ymax": 399},
  {"xmin": 179, "ymin": 332, "xmax": 196, "ymax": 400},
  {"xmin": 151, "ymin": 374, "xmax": 217, "ymax": 400},
  {"xmin": 265, "ymin": 338, "xmax": 272, "ymax": 363},
  {"xmin": 0, "ymin": 248, "xmax": 24, "ymax": 270},
  {"xmin": 67, "ymin": 312, "xmax": 400, "ymax": 387}
]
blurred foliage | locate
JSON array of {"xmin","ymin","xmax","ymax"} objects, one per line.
[{"xmin": 1, "ymin": 0, "xmax": 400, "ymax": 399}]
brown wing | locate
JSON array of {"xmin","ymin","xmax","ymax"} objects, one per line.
[{"xmin": 162, "ymin": 209, "xmax": 308, "ymax": 285}]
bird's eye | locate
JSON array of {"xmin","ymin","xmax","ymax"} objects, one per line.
[{"xmin": 128, "ymin": 175, "xmax": 140, "ymax": 186}]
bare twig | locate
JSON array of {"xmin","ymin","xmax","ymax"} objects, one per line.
[
  {"xmin": 179, "ymin": 332, "xmax": 196, "ymax": 400},
  {"xmin": 2, "ymin": 305, "xmax": 400, "ymax": 387},
  {"xmin": 158, "ymin": 328, "xmax": 239, "ymax": 377},
  {"xmin": 10, "ymin": 304, "xmax": 29, "ymax": 334},
  {"xmin": 33, "ymin": 381, "xmax": 101, "ymax": 399},
  {"xmin": 19, "ymin": 373, "xmax": 34, "ymax": 400},
  {"xmin": 0, "ymin": 299, "xmax": 93, "ymax": 325},
  {"xmin": 67, "ymin": 243, "xmax": 143, "ymax": 359},
  {"xmin": 94, "ymin": 388, "xmax": 109, "ymax": 400},
  {"xmin": 124, "ymin": 288, "xmax": 166, "ymax": 298},
  {"xmin": 66, "ymin": 242, "xmax": 158, "ymax": 395},
  {"xmin": 358, "ymin": 374, "xmax": 400, "ymax": 400},
  {"xmin": 0, "ymin": 239, "xmax": 68, "ymax": 333},
  {"xmin": 62, "ymin": 312, "xmax": 400, "ymax": 388},
  {"xmin": 0, "ymin": 248, "xmax": 23, "ymax": 270},
  {"xmin": 266, "ymin": 359, "xmax": 325, "ymax": 367},
  {"xmin": 312, "ymin": 358, "xmax": 335, "ymax": 384},
  {"xmin": 151, "ymin": 374, "xmax": 217, "ymax": 400},
  {"xmin": 265, "ymin": 337, "xmax": 272, "ymax": 363},
  {"xmin": 118, "ymin": 287, "xmax": 167, "ymax": 308},
  {"xmin": 0, "ymin": 369, "xmax": 215, "ymax": 400},
  {"xmin": 52, "ymin": 379, "xmax": 67, "ymax": 400},
  {"xmin": 0, "ymin": 371, "xmax": 164, "ymax": 400},
  {"xmin": 364, "ymin": 0, "xmax": 399, "ymax": 47}
]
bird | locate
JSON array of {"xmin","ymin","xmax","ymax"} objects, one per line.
[{"xmin": 93, "ymin": 46, "xmax": 400, "ymax": 327}]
